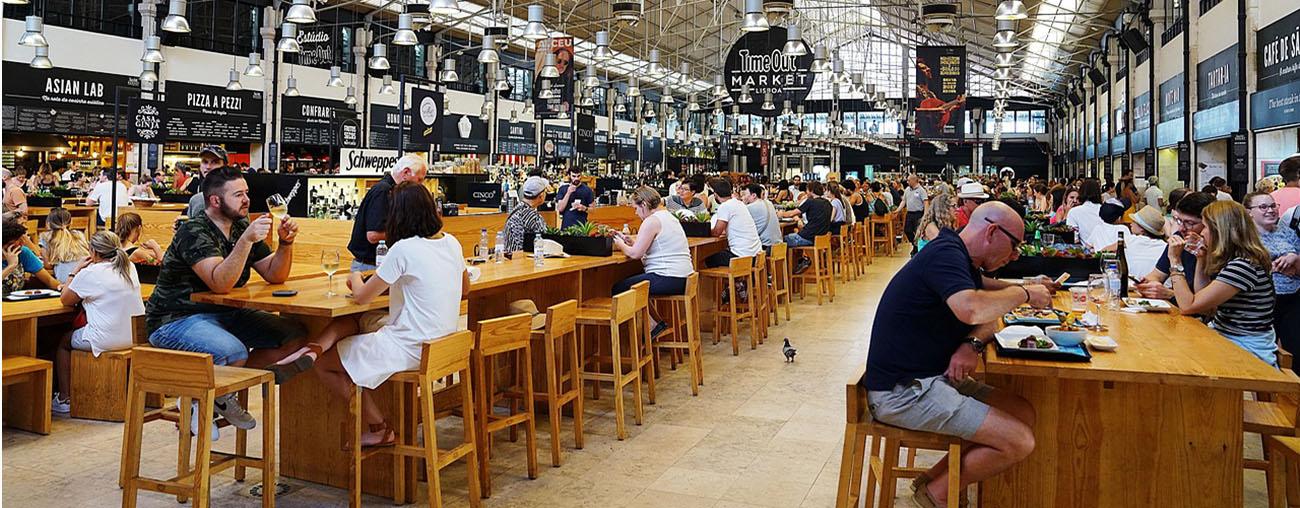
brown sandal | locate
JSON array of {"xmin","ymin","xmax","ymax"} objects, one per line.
[
  {"xmin": 267, "ymin": 343, "xmax": 324, "ymax": 384},
  {"xmin": 363, "ymin": 422, "xmax": 397, "ymax": 448}
]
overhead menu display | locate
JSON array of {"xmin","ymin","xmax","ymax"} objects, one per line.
[
  {"xmin": 497, "ymin": 120, "xmax": 537, "ymax": 156},
  {"xmin": 281, "ymin": 95, "xmax": 361, "ymax": 147},
  {"xmin": 163, "ymin": 81, "xmax": 263, "ymax": 142},
  {"xmin": 440, "ymin": 114, "xmax": 490, "ymax": 154},
  {"xmin": 368, "ymin": 104, "xmax": 423, "ymax": 151},
  {"xmin": 1, "ymin": 61, "xmax": 134, "ymax": 135},
  {"xmin": 542, "ymin": 124, "xmax": 573, "ymax": 159}
]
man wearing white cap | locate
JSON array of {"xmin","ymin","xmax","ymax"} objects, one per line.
[
  {"xmin": 953, "ymin": 182, "xmax": 989, "ymax": 230},
  {"xmin": 504, "ymin": 176, "xmax": 550, "ymax": 253}
]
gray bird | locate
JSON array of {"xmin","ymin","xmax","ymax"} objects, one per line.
[{"xmin": 782, "ymin": 338, "xmax": 797, "ymax": 362}]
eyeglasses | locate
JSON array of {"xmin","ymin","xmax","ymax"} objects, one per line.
[
  {"xmin": 1173, "ymin": 216, "xmax": 1203, "ymax": 228},
  {"xmin": 1248, "ymin": 203, "xmax": 1279, "ymax": 210},
  {"xmin": 984, "ymin": 217, "xmax": 1022, "ymax": 248}
]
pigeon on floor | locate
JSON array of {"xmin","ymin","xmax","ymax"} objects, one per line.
[{"xmin": 782, "ymin": 338, "xmax": 797, "ymax": 362}]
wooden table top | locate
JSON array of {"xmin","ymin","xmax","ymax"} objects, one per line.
[
  {"xmin": 986, "ymin": 293, "xmax": 1300, "ymax": 393},
  {"xmin": 2, "ymin": 284, "xmax": 154, "ymax": 322}
]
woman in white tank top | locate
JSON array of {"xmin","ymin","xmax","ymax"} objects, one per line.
[{"xmin": 613, "ymin": 186, "xmax": 695, "ymax": 337}]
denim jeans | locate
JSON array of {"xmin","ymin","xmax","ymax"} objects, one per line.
[
  {"xmin": 350, "ymin": 260, "xmax": 378, "ymax": 272},
  {"xmin": 784, "ymin": 233, "xmax": 814, "ymax": 247},
  {"xmin": 148, "ymin": 309, "xmax": 306, "ymax": 365}
]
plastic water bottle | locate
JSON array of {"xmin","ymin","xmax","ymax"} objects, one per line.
[
  {"xmin": 478, "ymin": 228, "xmax": 489, "ymax": 258},
  {"xmin": 375, "ymin": 240, "xmax": 388, "ymax": 268},
  {"xmin": 494, "ymin": 230, "xmax": 506, "ymax": 263},
  {"xmin": 622, "ymin": 223, "xmax": 631, "ymax": 236},
  {"xmin": 533, "ymin": 233, "xmax": 545, "ymax": 268}
]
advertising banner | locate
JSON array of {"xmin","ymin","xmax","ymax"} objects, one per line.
[
  {"xmin": 576, "ymin": 113, "xmax": 596, "ymax": 154},
  {"xmin": 126, "ymin": 98, "xmax": 167, "ymax": 143},
  {"xmin": 1251, "ymin": 79, "xmax": 1300, "ymax": 131},
  {"xmin": 1197, "ymin": 45, "xmax": 1240, "ymax": 110},
  {"xmin": 339, "ymin": 148, "xmax": 400, "ymax": 175},
  {"xmin": 440, "ymin": 114, "xmax": 490, "ymax": 154},
  {"xmin": 533, "ymin": 37, "xmax": 575, "ymax": 119},
  {"xmin": 1132, "ymin": 91, "xmax": 1152, "ymax": 132},
  {"xmin": 368, "ymin": 104, "xmax": 423, "ymax": 151},
  {"xmin": 409, "ymin": 87, "xmax": 444, "ymax": 145},
  {"xmin": 723, "ymin": 26, "xmax": 815, "ymax": 117},
  {"xmin": 1258, "ymin": 10, "xmax": 1300, "ymax": 91},
  {"xmin": 1159, "ymin": 74, "xmax": 1185, "ymax": 122},
  {"xmin": 913, "ymin": 46, "xmax": 967, "ymax": 141},
  {"xmin": 164, "ymin": 81, "xmax": 263, "ymax": 142}
]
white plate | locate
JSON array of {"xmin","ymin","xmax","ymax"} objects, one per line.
[
  {"xmin": 1121, "ymin": 298, "xmax": 1174, "ymax": 312},
  {"xmin": 994, "ymin": 325, "xmax": 1059, "ymax": 351},
  {"xmin": 1086, "ymin": 335, "xmax": 1119, "ymax": 351}
]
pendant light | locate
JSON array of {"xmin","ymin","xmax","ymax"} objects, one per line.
[
  {"xmin": 327, "ymin": 65, "xmax": 344, "ymax": 87},
  {"xmin": 738, "ymin": 83, "xmax": 753, "ymax": 104},
  {"xmin": 140, "ymin": 61, "xmax": 159, "ymax": 83},
  {"xmin": 538, "ymin": 79, "xmax": 556, "ymax": 99},
  {"xmin": 593, "ymin": 31, "xmax": 612, "ymax": 61},
  {"xmin": 278, "ymin": 23, "xmax": 302, "ymax": 53},
  {"xmin": 480, "ymin": 101, "xmax": 494, "ymax": 121},
  {"xmin": 379, "ymin": 74, "xmax": 396, "ymax": 95},
  {"xmin": 522, "ymin": 5, "xmax": 548, "ymax": 41},
  {"xmin": 141, "ymin": 35, "xmax": 165, "ymax": 63},
  {"xmin": 687, "ymin": 95, "xmax": 700, "ymax": 111},
  {"xmin": 648, "ymin": 49, "xmax": 665, "ymax": 78},
  {"xmin": 580, "ymin": 94, "xmax": 595, "ymax": 108},
  {"xmin": 478, "ymin": 34, "xmax": 499, "ymax": 63},
  {"xmin": 678, "ymin": 62, "xmax": 690, "ymax": 86},
  {"xmin": 781, "ymin": 99, "xmax": 793, "ymax": 116},
  {"xmin": 162, "ymin": 0, "xmax": 191, "ymax": 33},
  {"xmin": 812, "ymin": 44, "xmax": 832, "ymax": 73},
  {"xmin": 226, "ymin": 66, "xmax": 243, "ymax": 91},
  {"xmin": 994, "ymin": 67, "xmax": 1011, "ymax": 81},
  {"xmin": 344, "ymin": 86, "xmax": 357, "ymax": 105},
  {"xmin": 429, "ymin": 0, "xmax": 458, "ymax": 15},
  {"xmin": 627, "ymin": 78, "xmax": 641, "ymax": 97},
  {"xmin": 782, "ymin": 24, "xmax": 806, "ymax": 56},
  {"xmin": 285, "ymin": 75, "xmax": 301, "ymax": 96},
  {"xmin": 761, "ymin": 92, "xmax": 775, "ymax": 110},
  {"xmin": 556, "ymin": 108, "xmax": 570, "ymax": 119},
  {"xmin": 439, "ymin": 58, "xmax": 458, "ymax": 82},
  {"xmin": 285, "ymin": 0, "xmax": 316, "ymax": 23},
  {"xmin": 993, "ymin": 31, "xmax": 1017, "ymax": 49},
  {"xmin": 615, "ymin": 101, "xmax": 627, "ymax": 113},
  {"xmin": 661, "ymin": 92, "xmax": 674, "ymax": 105},
  {"xmin": 995, "ymin": 0, "xmax": 1027, "ymax": 20},
  {"xmin": 3, "ymin": 0, "xmax": 29, "ymax": 5},
  {"xmin": 510, "ymin": 109, "xmax": 519, "ymax": 123},
  {"xmin": 393, "ymin": 13, "xmax": 419, "ymax": 46},
  {"xmin": 494, "ymin": 68, "xmax": 511, "ymax": 91},
  {"xmin": 741, "ymin": 0, "xmax": 769, "ymax": 32},
  {"xmin": 583, "ymin": 65, "xmax": 600, "ymax": 88},
  {"xmin": 832, "ymin": 50, "xmax": 849, "ymax": 84},
  {"xmin": 712, "ymin": 75, "xmax": 727, "ymax": 99},
  {"xmin": 539, "ymin": 51, "xmax": 560, "ymax": 78},
  {"xmin": 369, "ymin": 42, "xmax": 390, "ymax": 70},
  {"xmin": 851, "ymin": 72, "xmax": 865, "ymax": 94},
  {"xmin": 244, "ymin": 52, "xmax": 264, "ymax": 76},
  {"xmin": 30, "ymin": 45, "xmax": 52, "ymax": 68},
  {"xmin": 408, "ymin": 1, "xmax": 432, "ymax": 25},
  {"xmin": 522, "ymin": 100, "xmax": 535, "ymax": 115},
  {"xmin": 644, "ymin": 103, "xmax": 656, "ymax": 120},
  {"xmin": 18, "ymin": 16, "xmax": 47, "ymax": 47}
]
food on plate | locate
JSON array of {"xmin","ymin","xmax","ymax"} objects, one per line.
[{"xmin": 1017, "ymin": 336, "xmax": 1054, "ymax": 349}]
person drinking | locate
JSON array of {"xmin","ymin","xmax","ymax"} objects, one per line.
[{"xmin": 1245, "ymin": 192, "xmax": 1300, "ymax": 372}]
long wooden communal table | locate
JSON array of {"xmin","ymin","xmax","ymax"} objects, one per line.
[
  {"xmin": 190, "ymin": 237, "xmax": 724, "ymax": 498},
  {"xmin": 981, "ymin": 293, "xmax": 1300, "ymax": 507}
]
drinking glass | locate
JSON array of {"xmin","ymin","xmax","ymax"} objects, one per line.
[
  {"xmin": 1043, "ymin": 233, "xmax": 1056, "ymax": 246},
  {"xmin": 266, "ymin": 194, "xmax": 289, "ymax": 221},
  {"xmin": 321, "ymin": 250, "xmax": 341, "ymax": 297},
  {"xmin": 1087, "ymin": 274, "xmax": 1108, "ymax": 313}
]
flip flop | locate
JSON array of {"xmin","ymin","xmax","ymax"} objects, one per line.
[{"xmin": 267, "ymin": 344, "xmax": 323, "ymax": 384}]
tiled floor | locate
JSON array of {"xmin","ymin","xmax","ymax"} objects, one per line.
[{"xmin": 3, "ymin": 252, "xmax": 1275, "ymax": 507}]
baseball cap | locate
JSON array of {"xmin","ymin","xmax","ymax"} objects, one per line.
[
  {"xmin": 199, "ymin": 145, "xmax": 229, "ymax": 163},
  {"xmin": 521, "ymin": 176, "xmax": 550, "ymax": 199}
]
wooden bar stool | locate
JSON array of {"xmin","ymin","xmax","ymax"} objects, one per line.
[
  {"xmin": 576, "ymin": 286, "xmax": 645, "ymax": 440},
  {"xmin": 830, "ymin": 227, "xmax": 856, "ymax": 283},
  {"xmin": 837, "ymin": 369, "xmax": 964, "ymax": 508},
  {"xmin": 871, "ymin": 214, "xmax": 895, "ymax": 256},
  {"xmin": 792, "ymin": 235, "xmax": 835, "ymax": 305},
  {"xmin": 768, "ymin": 243, "xmax": 792, "ymax": 324},
  {"xmin": 751, "ymin": 250, "xmax": 770, "ymax": 342},
  {"xmin": 1265, "ymin": 435, "xmax": 1300, "ymax": 508},
  {"xmin": 699, "ymin": 255, "xmax": 759, "ymax": 355},
  {"xmin": 70, "ymin": 348, "xmax": 134, "ymax": 422},
  {"xmin": 120, "ymin": 348, "xmax": 276, "ymax": 508},
  {"xmin": 473, "ymin": 313, "xmax": 539, "ymax": 497},
  {"xmin": 528, "ymin": 300, "xmax": 585, "ymax": 467},
  {"xmin": 3, "ymin": 356, "xmax": 53, "ymax": 435},
  {"xmin": 854, "ymin": 221, "xmax": 874, "ymax": 268},
  {"xmin": 579, "ymin": 281, "xmax": 656, "ymax": 405},
  {"xmin": 651, "ymin": 273, "xmax": 703, "ymax": 396},
  {"xmin": 344, "ymin": 331, "xmax": 483, "ymax": 508}
]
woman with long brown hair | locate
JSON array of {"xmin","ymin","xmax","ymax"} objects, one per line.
[
  {"xmin": 113, "ymin": 212, "xmax": 164, "ymax": 265},
  {"xmin": 1167, "ymin": 200, "xmax": 1278, "ymax": 366}
]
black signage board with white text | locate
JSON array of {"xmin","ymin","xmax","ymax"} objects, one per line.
[
  {"xmin": 1258, "ymin": 9, "xmax": 1300, "ymax": 91},
  {"xmin": 410, "ymin": 87, "xmax": 444, "ymax": 145},
  {"xmin": 724, "ymin": 26, "xmax": 815, "ymax": 116},
  {"xmin": 368, "ymin": 104, "xmax": 423, "ymax": 151},
  {"xmin": 542, "ymin": 124, "xmax": 574, "ymax": 159},
  {"xmin": 467, "ymin": 182, "xmax": 502, "ymax": 208},
  {"xmin": 126, "ymin": 98, "xmax": 167, "ymax": 143},
  {"xmin": 280, "ymin": 95, "xmax": 361, "ymax": 147},
  {"xmin": 1197, "ymin": 44, "xmax": 1240, "ymax": 111},
  {"xmin": 1132, "ymin": 91, "xmax": 1152, "ymax": 132},
  {"xmin": 497, "ymin": 120, "xmax": 538, "ymax": 156},
  {"xmin": 1, "ymin": 61, "xmax": 135, "ymax": 135},
  {"xmin": 440, "ymin": 114, "xmax": 490, "ymax": 154},
  {"xmin": 163, "ymin": 81, "xmax": 263, "ymax": 142},
  {"xmin": 576, "ymin": 113, "xmax": 597, "ymax": 154},
  {"xmin": 1159, "ymin": 73, "xmax": 1185, "ymax": 122}
]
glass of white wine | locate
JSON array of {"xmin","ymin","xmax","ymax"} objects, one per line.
[
  {"xmin": 266, "ymin": 194, "xmax": 289, "ymax": 221},
  {"xmin": 322, "ymin": 249, "xmax": 341, "ymax": 297}
]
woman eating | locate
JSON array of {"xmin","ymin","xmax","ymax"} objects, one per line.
[
  {"xmin": 612, "ymin": 186, "xmax": 694, "ymax": 338},
  {"xmin": 114, "ymin": 212, "xmax": 165, "ymax": 265},
  {"xmin": 1166, "ymin": 200, "xmax": 1278, "ymax": 366}
]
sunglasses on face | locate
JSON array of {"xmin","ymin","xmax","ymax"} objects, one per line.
[{"xmin": 984, "ymin": 217, "xmax": 1022, "ymax": 248}]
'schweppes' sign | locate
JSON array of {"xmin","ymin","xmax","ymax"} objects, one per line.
[
  {"xmin": 576, "ymin": 113, "xmax": 596, "ymax": 154},
  {"xmin": 126, "ymin": 98, "xmax": 167, "ymax": 143},
  {"xmin": 339, "ymin": 148, "xmax": 400, "ymax": 175},
  {"xmin": 913, "ymin": 46, "xmax": 967, "ymax": 141},
  {"xmin": 1197, "ymin": 45, "xmax": 1239, "ymax": 110},
  {"xmin": 724, "ymin": 26, "xmax": 814, "ymax": 117},
  {"xmin": 164, "ymin": 81, "xmax": 263, "ymax": 142},
  {"xmin": 440, "ymin": 114, "xmax": 489, "ymax": 154},
  {"xmin": 1, "ymin": 61, "xmax": 134, "ymax": 135},
  {"xmin": 1258, "ymin": 9, "xmax": 1300, "ymax": 91},
  {"xmin": 410, "ymin": 87, "xmax": 444, "ymax": 145},
  {"xmin": 280, "ymin": 95, "xmax": 360, "ymax": 146},
  {"xmin": 533, "ymin": 37, "xmax": 575, "ymax": 120},
  {"xmin": 496, "ymin": 120, "xmax": 537, "ymax": 155},
  {"xmin": 1159, "ymin": 74, "xmax": 1184, "ymax": 122}
]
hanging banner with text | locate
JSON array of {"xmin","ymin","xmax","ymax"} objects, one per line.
[
  {"xmin": 126, "ymin": 98, "xmax": 167, "ymax": 143},
  {"xmin": 368, "ymin": 104, "xmax": 423, "ymax": 151},
  {"xmin": 164, "ymin": 81, "xmax": 263, "ymax": 142},
  {"xmin": 576, "ymin": 113, "xmax": 597, "ymax": 154},
  {"xmin": 542, "ymin": 124, "xmax": 573, "ymax": 159},
  {"xmin": 440, "ymin": 114, "xmax": 490, "ymax": 154},
  {"xmin": 724, "ymin": 26, "xmax": 814, "ymax": 117},
  {"xmin": 533, "ymin": 37, "xmax": 575, "ymax": 120},
  {"xmin": 410, "ymin": 87, "xmax": 444, "ymax": 145},
  {"xmin": 1, "ymin": 61, "xmax": 135, "ymax": 135},
  {"xmin": 913, "ymin": 45, "xmax": 967, "ymax": 141}
]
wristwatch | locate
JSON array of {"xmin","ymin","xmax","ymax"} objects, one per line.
[
  {"xmin": 965, "ymin": 338, "xmax": 987, "ymax": 354},
  {"xmin": 1169, "ymin": 264, "xmax": 1185, "ymax": 276}
]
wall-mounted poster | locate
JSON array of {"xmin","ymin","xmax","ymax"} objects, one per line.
[
  {"xmin": 913, "ymin": 45, "xmax": 967, "ymax": 141},
  {"xmin": 533, "ymin": 37, "xmax": 574, "ymax": 119}
]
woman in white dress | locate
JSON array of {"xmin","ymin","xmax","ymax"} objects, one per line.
[{"xmin": 298, "ymin": 182, "xmax": 468, "ymax": 447}]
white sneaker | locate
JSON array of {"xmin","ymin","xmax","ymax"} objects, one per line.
[
  {"xmin": 51, "ymin": 393, "xmax": 70, "ymax": 415},
  {"xmin": 213, "ymin": 394, "xmax": 257, "ymax": 430},
  {"xmin": 177, "ymin": 398, "xmax": 220, "ymax": 441}
]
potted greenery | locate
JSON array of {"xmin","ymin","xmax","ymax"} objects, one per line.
[
  {"xmin": 673, "ymin": 209, "xmax": 713, "ymax": 237},
  {"xmin": 541, "ymin": 222, "xmax": 616, "ymax": 256},
  {"xmin": 26, "ymin": 190, "xmax": 62, "ymax": 207},
  {"xmin": 159, "ymin": 188, "xmax": 193, "ymax": 203}
]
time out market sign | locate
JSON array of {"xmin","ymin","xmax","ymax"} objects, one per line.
[{"xmin": 724, "ymin": 26, "xmax": 815, "ymax": 116}]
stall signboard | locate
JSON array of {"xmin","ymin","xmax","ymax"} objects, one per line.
[
  {"xmin": 533, "ymin": 37, "xmax": 575, "ymax": 119},
  {"xmin": 339, "ymin": 148, "xmax": 400, "ymax": 175},
  {"xmin": 1197, "ymin": 45, "xmax": 1240, "ymax": 111},
  {"xmin": 1, "ymin": 61, "xmax": 135, "ymax": 135},
  {"xmin": 1193, "ymin": 100, "xmax": 1239, "ymax": 141},
  {"xmin": 497, "ymin": 120, "xmax": 538, "ymax": 156},
  {"xmin": 126, "ymin": 98, "xmax": 167, "ymax": 143},
  {"xmin": 1177, "ymin": 141, "xmax": 1191, "ymax": 181},
  {"xmin": 615, "ymin": 134, "xmax": 638, "ymax": 160},
  {"xmin": 912, "ymin": 46, "xmax": 967, "ymax": 141},
  {"xmin": 440, "ymin": 114, "xmax": 490, "ymax": 154},
  {"xmin": 576, "ymin": 113, "xmax": 597, "ymax": 154},
  {"xmin": 594, "ymin": 130, "xmax": 609, "ymax": 158},
  {"xmin": 1159, "ymin": 74, "xmax": 1185, "ymax": 122},
  {"xmin": 1156, "ymin": 118, "xmax": 1184, "ymax": 147},
  {"xmin": 1132, "ymin": 91, "xmax": 1152, "ymax": 132},
  {"xmin": 291, "ymin": 28, "xmax": 341, "ymax": 69},
  {"xmin": 724, "ymin": 26, "xmax": 814, "ymax": 116},
  {"xmin": 1251, "ymin": 79, "xmax": 1300, "ymax": 131},
  {"xmin": 542, "ymin": 124, "xmax": 574, "ymax": 159},
  {"xmin": 467, "ymin": 182, "xmax": 502, "ymax": 208},
  {"xmin": 1131, "ymin": 128, "xmax": 1151, "ymax": 151},
  {"xmin": 642, "ymin": 136, "xmax": 663, "ymax": 162},
  {"xmin": 281, "ymin": 95, "xmax": 361, "ymax": 146},
  {"xmin": 1257, "ymin": 10, "xmax": 1300, "ymax": 92},
  {"xmin": 410, "ymin": 87, "xmax": 444, "ymax": 145},
  {"xmin": 1231, "ymin": 131, "xmax": 1250, "ymax": 183},
  {"xmin": 368, "ymin": 104, "xmax": 424, "ymax": 151},
  {"xmin": 163, "ymin": 81, "xmax": 263, "ymax": 142}
]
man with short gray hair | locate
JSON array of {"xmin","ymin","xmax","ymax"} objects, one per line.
[{"xmin": 346, "ymin": 154, "xmax": 429, "ymax": 271}]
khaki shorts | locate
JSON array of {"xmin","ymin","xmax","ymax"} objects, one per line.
[
  {"xmin": 867, "ymin": 375, "xmax": 993, "ymax": 440},
  {"xmin": 358, "ymin": 310, "xmax": 389, "ymax": 334}
]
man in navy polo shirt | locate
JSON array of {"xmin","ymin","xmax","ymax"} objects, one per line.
[{"xmin": 864, "ymin": 201, "xmax": 1050, "ymax": 508}]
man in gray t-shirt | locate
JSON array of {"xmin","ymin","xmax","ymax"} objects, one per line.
[
  {"xmin": 903, "ymin": 175, "xmax": 929, "ymax": 255},
  {"xmin": 182, "ymin": 145, "xmax": 230, "ymax": 218},
  {"xmin": 741, "ymin": 184, "xmax": 783, "ymax": 247}
]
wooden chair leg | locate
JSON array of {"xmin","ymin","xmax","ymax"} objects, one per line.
[
  {"xmin": 460, "ymin": 367, "xmax": 484, "ymax": 506},
  {"xmin": 543, "ymin": 336, "xmax": 563, "ymax": 467},
  {"xmin": 610, "ymin": 323, "xmax": 629, "ymax": 440},
  {"xmin": 120, "ymin": 383, "xmax": 146, "ymax": 508},
  {"xmin": 348, "ymin": 387, "xmax": 363, "ymax": 508},
  {"xmin": 865, "ymin": 434, "xmax": 883, "ymax": 507},
  {"xmin": 836, "ymin": 422, "xmax": 866, "ymax": 508},
  {"xmin": 568, "ymin": 331, "xmax": 585, "ymax": 450},
  {"xmin": 946, "ymin": 443, "xmax": 961, "ymax": 508},
  {"xmin": 522, "ymin": 346, "xmax": 539, "ymax": 479},
  {"xmin": 260, "ymin": 383, "xmax": 276, "ymax": 508},
  {"xmin": 627, "ymin": 322, "xmax": 645, "ymax": 427},
  {"xmin": 879, "ymin": 437, "xmax": 901, "ymax": 508},
  {"xmin": 235, "ymin": 390, "xmax": 248, "ymax": 482},
  {"xmin": 1270, "ymin": 447, "xmax": 1289, "ymax": 508},
  {"xmin": 420, "ymin": 374, "xmax": 444, "ymax": 508},
  {"xmin": 177, "ymin": 395, "xmax": 193, "ymax": 504},
  {"xmin": 192, "ymin": 390, "xmax": 215, "ymax": 508}
]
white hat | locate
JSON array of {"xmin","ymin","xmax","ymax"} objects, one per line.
[
  {"xmin": 956, "ymin": 182, "xmax": 989, "ymax": 199},
  {"xmin": 956, "ymin": 177, "xmax": 974, "ymax": 187}
]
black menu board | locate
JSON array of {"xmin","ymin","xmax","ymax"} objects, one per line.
[
  {"xmin": 281, "ymin": 95, "xmax": 361, "ymax": 147},
  {"xmin": 368, "ymin": 104, "xmax": 424, "ymax": 151},
  {"xmin": 440, "ymin": 114, "xmax": 490, "ymax": 154},
  {"xmin": 614, "ymin": 134, "xmax": 638, "ymax": 160},
  {"xmin": 594, "ymin": 130, "xmax": 609, "ymax": 158},
  {"xmin": 2, "ymin": 61, "xmax": 134, "ymax": 135},
  {"xmin": 542, "ymin": 124, "xmax": 573, "ymax": 159},
  {"xmin": 497, "ymin": 119, "xmax": 537, "ymax": 156},
  {"xmin": 163, "ymin": 81, "xmax": 263, "ymax": 142}
]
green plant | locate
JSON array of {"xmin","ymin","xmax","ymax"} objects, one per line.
[
  {"xmin": 547, "ymin": 222, "xmax": 615, "ymax": 238},
  {"xmin": 31, "ymin": 190, "xmax": 56, "ymax": 198}
]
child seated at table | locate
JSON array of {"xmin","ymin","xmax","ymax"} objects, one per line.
[
  {"xmin": 2, "ymin": 215, "xmax": 62, "ymax": 293},
  {"xmin": 40, "ymin": 207, "xmax": 90, "ymax": 283},
  {"xmin": 277, "ymin": 182, "xmax": 468, "ymax": 447},
  {"xmin": 52, "ymin": 231, "xmax": 145, "ymax": 414}
]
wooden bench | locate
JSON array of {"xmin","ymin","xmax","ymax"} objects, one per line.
[
  {"xmin": 3, "ymin": 356, "xmax": 53, "ymax": 434},
  {"xmin": 70, "ymin": 349, "xmax": 134, "ymax": 422}
]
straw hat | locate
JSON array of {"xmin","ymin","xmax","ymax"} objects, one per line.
[
  {"xmin": 1131, "ymin": 205, "xmax": 1166, "ymax": 237},
  {"xmin": 508, "ymin": 299, "xmax": 548, "ymax": 330}
]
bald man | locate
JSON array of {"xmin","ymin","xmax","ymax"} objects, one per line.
[
  {"xmin": 863, "ymin": 202, "xmax": 1050, "ymax": 508},
  {"xmin": 347, "ymin": 154, "xmax": 429, "ymax": 271}
]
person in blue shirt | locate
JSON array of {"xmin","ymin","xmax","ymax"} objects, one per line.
[
  {"xmin": 556, "ymin": 166, "xmax": 594, "ymax": 229},
  {"xmin": 3, "ymin": 217, "xmax": 62, "ymax": 293}
]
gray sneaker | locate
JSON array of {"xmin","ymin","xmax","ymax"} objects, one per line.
[
  {"xmin": 213, "ymin": 394, "xmax": 257, "ymax": 430},
  {"xmin": 178, "ymin": 398, "xmax": 220, "ymax": 441}
]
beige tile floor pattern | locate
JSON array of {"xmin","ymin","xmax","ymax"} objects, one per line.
[{"xmin": 2, "ymin": 253, "xmax": 1276, "ymax": 507}]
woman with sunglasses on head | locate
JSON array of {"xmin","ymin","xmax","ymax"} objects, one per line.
[
  {"xmin": 1245, "ymin": 192, "xmax": 1300, "ymax": 373},
  {"xmin": 1166, "ymin": 200, "xmax": 1279, "ymax": 366}
]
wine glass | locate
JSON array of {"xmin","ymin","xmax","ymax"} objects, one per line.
[
  {"xmin": 1087, "ymin": 274, "xmax": 1107, "ymax": 314},
  {"xmin": 321, "ymin": 250, "xmax": 341, "ymax": 297},
  {"xmin": 266, "ymin": 194, "xmax": 289, "ymax": 221}
]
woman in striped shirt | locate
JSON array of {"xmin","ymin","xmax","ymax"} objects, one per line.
[{"xmin": 1167, "ymin": 200, "xmax": 1278, "ymax": 366}]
